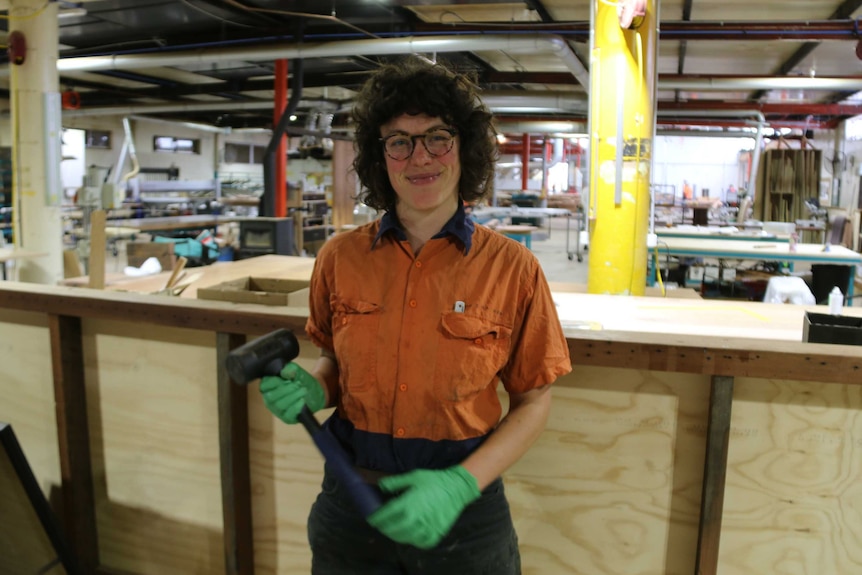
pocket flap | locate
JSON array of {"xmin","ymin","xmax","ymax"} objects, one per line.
[
  {"xmin": 332, "ymin": 297, "xmax": 381, "ymax": 315},
  {"xmin": 440, "ymin": 313, "xmax": 511, "ymax": 340}
]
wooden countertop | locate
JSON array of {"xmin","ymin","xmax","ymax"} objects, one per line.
[
  {"xmin": 66, "ymin": 254, "xmax": 862, "ymax": 345},
  {"xmin": 94, "ymin": 254, "xmax": 315, "ymax": 298},
  {"xmin": 2, "ymin": 258, "xmax": 861, "ymax": 383}
]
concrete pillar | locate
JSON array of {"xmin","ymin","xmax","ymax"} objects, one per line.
[
  {"xmin": 587, "ymin": 0, "xmax": 657, "ymax": 295},
  {"xmin": 9, "ymin": 0, "xmax": 64, "ymax": 284}
]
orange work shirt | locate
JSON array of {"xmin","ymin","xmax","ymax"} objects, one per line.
[{"xmin": 306, "ymin": 208, "xmax": 571, "ymax": 472}]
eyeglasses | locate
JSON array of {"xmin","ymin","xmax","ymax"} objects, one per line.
[{"xmin": 379, "ymin": 128, "xmax": 458, "ymax": 161}]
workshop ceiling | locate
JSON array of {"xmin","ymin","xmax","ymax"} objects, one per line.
[{"xmin": 3, "ymin": 0, "xmax": 862, "ymax": 137}]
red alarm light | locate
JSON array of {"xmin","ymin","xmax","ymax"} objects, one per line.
[
  {"xmin": 62, "ymin": 89, "xmax": 82, "ymax": 110},
  {"xmin": 8, "ymin": 31, "xmax": 26, "ymax": 65}
]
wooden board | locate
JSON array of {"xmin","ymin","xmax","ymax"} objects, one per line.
[
  {"xmin": 719, "ymin": 377, "xmax": 862, "ymax": 574},
  {"xmin": 4, "ymin": 281, "xmax": 862, "ymax": 574},
  {"xmin": 0, "ymin": 310, "xmax": 62, "ymax": 499},
  {"xmin": 82, "ymin": 319, "xmax": 224, "ymax": 574},
  {"xmin": 88, "ymin": 210, "xmax": 107, "ymax": 289},
  {"xmin": 506, "ymin": 366, "xmax": 711, "ymax": 574}
]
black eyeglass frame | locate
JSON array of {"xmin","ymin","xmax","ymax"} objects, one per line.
[{"xmin": 378, "ymin": 128, "xmax": 458, "ymax": 161}]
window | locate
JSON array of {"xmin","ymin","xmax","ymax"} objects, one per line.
[
  {"xmin": 846, "ymin": 115, "xmax": 862, "ymax": 141},
  {"xmin": 224, "ymin": 142, "xmax": 266, "ymax": 164},
  {"xmin": 153, "ymin": 136, "xmax": 200, "ymax": 154},
  {"xmin": 85, "ymin": 129, "xmax": 111, "ymax": 149}
]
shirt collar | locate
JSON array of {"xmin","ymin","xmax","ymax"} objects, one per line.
[{"xmin": 372, "ymin": 202, "xmax": 475, "ymax": 255}]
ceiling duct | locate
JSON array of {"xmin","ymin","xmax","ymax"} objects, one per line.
[{"xmin": 38, "ymin": 34, "xmax": 590, "ymax": 89}]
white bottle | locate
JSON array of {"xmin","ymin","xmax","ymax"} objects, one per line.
[{"xmin": 828, "ymin": 286, "xmax": 843, "ymax": 315}]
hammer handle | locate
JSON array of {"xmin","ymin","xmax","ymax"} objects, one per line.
[{"xmin": 296, "ymin": 406, "xmax": 383, "ymax": 518}]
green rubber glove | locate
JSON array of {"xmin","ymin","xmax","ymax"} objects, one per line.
[
  {"xmin": 367, "ymin": 465, "xmax": 481, "ymax": 549},
  {"xmin": 259, "ymin": 363, "xmax": 325, "ymax": 424}
]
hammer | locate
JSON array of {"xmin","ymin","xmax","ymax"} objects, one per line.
[{"xmin": 226, "ymin": 328, "xmax": 382, "ymax": 518}]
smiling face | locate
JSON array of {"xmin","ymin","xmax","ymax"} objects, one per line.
[{"xmin": 380, "ymin": 113, "xmax": 461, "ymax": 220}]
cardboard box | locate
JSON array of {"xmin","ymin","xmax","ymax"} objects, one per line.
[
  {"xmin": 197, "ymin": 277, "xmax": 309, "ymax": 306},
  {"xmin": 127, "ymin": 241, "xmax": 176, "ymax": 271},
  {"xmin": 802, "ymin": 311, "xmax": 862, "ymax": 346}
]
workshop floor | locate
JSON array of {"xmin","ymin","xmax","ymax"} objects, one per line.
[{"xmin": 521, "ymin": 216, "xmax": 589, "ymax": 285}]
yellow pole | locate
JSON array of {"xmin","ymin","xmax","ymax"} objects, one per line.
[{"xmin": 587, "ymin": 0, "xmax": 657, "ymax": 295}]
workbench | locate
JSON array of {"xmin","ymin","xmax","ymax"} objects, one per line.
[
  {"xmin": 655, "ymin": 226, "xmax": 790, "ymax": 242},
  {"xmin": 0, "ymin": 247, "xmax": 47, "ymax": 280},
  {"xmin": 3, "ymin": 260, "xmax": 862, "ymax": 575},
  {"xmin": 472, "ymin": 205, "xmax": 584, "ymax": 260},
  {"xmin": 107, "ymin": 214, "xmax": 241, "ymax": 233},
  {"xmin": 653, "ymin": 236, "xmax": 862, "ymax": 297}
]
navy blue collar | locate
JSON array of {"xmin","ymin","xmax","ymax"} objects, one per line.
[{"xmin": 372, "ymin": 202, "xmax": 475, "ymax": 254}]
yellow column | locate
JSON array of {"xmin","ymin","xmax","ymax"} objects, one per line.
[{"xmin": 587, "ymin": 0, "xmax": 657, "ymax": 295}]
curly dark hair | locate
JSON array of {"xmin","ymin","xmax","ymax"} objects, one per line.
[{"xmin": 351, "ymin": 57, "xmax": 498, "ymax": 211}]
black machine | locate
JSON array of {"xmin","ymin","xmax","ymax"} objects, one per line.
[{"xmin": 237, "ymin": 217, "xmax": 295, "ymax": 259}]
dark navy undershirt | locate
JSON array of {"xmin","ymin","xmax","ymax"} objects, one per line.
[{"xmin": 371, "ymin": 201, "xmax": 475, "ymax": 255}]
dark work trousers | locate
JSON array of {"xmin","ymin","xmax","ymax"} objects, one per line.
[{"xmin": 307, "ymin": 466, "xmax": 521, "ymax": 574}]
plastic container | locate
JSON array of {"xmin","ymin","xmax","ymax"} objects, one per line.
[
  {"xmin": 828, "ymin": 286, "xmax": 844, "ymax": 315},
  {"xmin": 803, "ymin": 312, "xmax": 862, "ymax": 346}
]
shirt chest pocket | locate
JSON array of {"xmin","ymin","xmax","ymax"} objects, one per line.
[
  {"xmin": 332, "ymin": 298, "xmax": 381, "ymax": 392},
  {"xmin": 435, "ymin": 312, "xmax": 512, "ymax": 402}
]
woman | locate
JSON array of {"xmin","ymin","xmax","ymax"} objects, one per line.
[{"xmin": 260, "ymin": 57, "xmax": 571, "ymax": 574}]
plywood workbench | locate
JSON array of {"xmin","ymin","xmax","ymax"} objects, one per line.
[{"xmin": 2, "ymin": 257, "xmax": 862, "ymax": 575}]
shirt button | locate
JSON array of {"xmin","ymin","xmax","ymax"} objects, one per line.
[
  {"xmin": 399, "ymin": 384, "xmax": 407, "ymax": 391},
  {"xmin": 342, "ymin": 317, "xmax": 348, "ymax": 325},
  {"xmin": 415, "ymin": 260, "xmax": 422, "ymax": 268},
  {"xmin": 474, "ymin": 338, "xmax": 483, "ymax": 345},
  {"xmin": 409, "ymin": 299, "xmax": 417, "ymax": 308},
  {"xmin": 396, "ymin": 428, "xmax": 405, "ymax": 437}
]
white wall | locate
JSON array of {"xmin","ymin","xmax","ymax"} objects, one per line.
[
  {"xmin": 652, "ymin": 135, "xmax": 755, "ymax": 202},
  {"xmin": 60, "ymin": 128, "xmax": 86, "ymax": 199},
  {"xmin": 62, "ymin": 116, "xmax": 218, "ymax": 182},
  {"xmin": 56, "ymin": 121, "xmax": 333, "ymax": 195}
]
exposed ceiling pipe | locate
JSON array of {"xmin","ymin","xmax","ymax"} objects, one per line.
[
  {"xmin": 480, "ymin": 91, "xmax": 587, "ymax": 114},
  {"xmin": 58, "ymin": 78, "xmax": 862, "ymax": 121},
  {"xmin": 494, "ymin": 120, "xmax": 588, "ymax": 134},
  {"xmin": 60, "ymin": 92, "xmax": 588, "ymax": 118},
  {"xmin": 656, "ymin": 129, "xmax": 761, "ymax": 138},
  {"xmin": 661, "ymin": 77, "xmax": 862, "ymax": 91},
  {"xmin": 127, "ymin": 114, "xmax": 232, "ymax": 134},
  {"xmin": 61, "ymin": 98, "xmax": 338, "ymax": 117},
  {"xmin": 32, "ymin": 34, "xmax": 590, "ymax": 89},
  {"xmin": 412, "ymin": 19, "xmax": 862, "ymax": 41}
]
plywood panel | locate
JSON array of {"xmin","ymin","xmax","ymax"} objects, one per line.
[
  {"xmin": 82, "ymin": 319, "xmax": 224, "ymax": 575},
  {"xmin": 720, "ymin": 377, "xmax": 862, "ymax": 575},
  {"xmin": 249, "ymin": 363, "xmax": 714, "ymax": 574},
  {"xmin": 506, "ymin": 366, "xmax": 711, "ymax": 574},
  {"xmin": 0, "ymin": 310, "xmax": 61, "ymax": 500},
  {"xmin": 249, "ymin": 333, "xmax": 329, "ymax": 575}
]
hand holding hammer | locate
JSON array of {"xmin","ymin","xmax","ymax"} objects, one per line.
[{"xmin": 225, "ymin": 329, "xmax": 382, "ymax": 518}]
